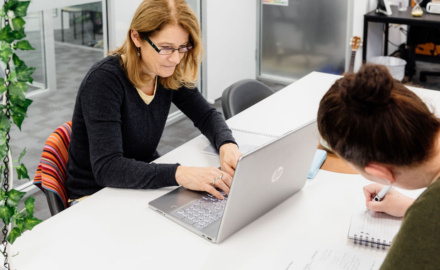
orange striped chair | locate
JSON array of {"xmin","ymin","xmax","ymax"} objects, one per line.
[{"xmin": 33, "ymin": 121, "xmax": 72, "ymax": 216}]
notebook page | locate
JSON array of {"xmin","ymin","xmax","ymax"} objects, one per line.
[
  {"xmin": 347, "ymin": 187, "xmax": 426, "ymax": 248},
  {"xmin": 348, "ymin": 204, "xmax": 402, "ymax": 247},
  {"xmin": 285, "ymin": 246, "xmax": 382, "ymax": 270}
]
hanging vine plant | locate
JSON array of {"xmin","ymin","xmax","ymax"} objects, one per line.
[{"xmin": 0, "ymin": 0, "xmax": 42, "ymax": 267}]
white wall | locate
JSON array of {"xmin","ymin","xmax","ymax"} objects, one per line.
[
  {"xmin": 203, "ymin": 0, "xmax": 257, "ymax": 103},
  {"xmin": 350, "ymin": 0, "xmax": 383, "ymax": 72},
  {"xmin": 349, "ymin": 0, "xmax": 408, "ymax": 72},
  {"xmin": 107, "ymin": 0, "xmax": 141, "ymax": 50}
]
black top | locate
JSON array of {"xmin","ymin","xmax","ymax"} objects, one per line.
[{"xmin": 66, "ymin": 55, "xmax": 235, "ymax": 199}]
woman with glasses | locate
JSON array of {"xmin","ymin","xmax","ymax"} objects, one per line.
[
  {"xmin": 66, "ymin": 0, "xmax": 241, "ymax": 203},
  {"xmin": 317, "ymin": 64, "xmax": 440, "ymax": 269}
]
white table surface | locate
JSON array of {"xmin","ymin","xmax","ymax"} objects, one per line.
[{"xmin": 12, "ymin": 72, "xmax": 440, "ymax": 269}]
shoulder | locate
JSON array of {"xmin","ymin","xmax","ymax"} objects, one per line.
[
  {"xmin": 382, "ymin": 179, "xmax": 440, "ymax": 268},
  {"xmin": 78, "ymin": 55, "xmax": 130, "ymax": 99},
  {"xmin": 86, "ymin": 55, "xmax": 125, "ymax": 80},
  {"xmin": 408, "ymin": 177, "xmax": 440, "ymax": 215}
]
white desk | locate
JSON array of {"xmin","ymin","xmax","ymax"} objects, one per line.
[{"xmin": 13, "ymin": 72, "xmax": 440, "ymax": 269}]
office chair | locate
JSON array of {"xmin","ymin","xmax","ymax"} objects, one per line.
[
  {"xmin": 221, "ymin": 79, "xmax": 275, "ymax": 120},
  {"xmin": 33, "ymin": 121, "xmax": 72, "ymax": 216}
]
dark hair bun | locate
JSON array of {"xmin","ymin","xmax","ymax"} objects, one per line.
[{"xmin": 341, "ymin": 64, "xmax": 394, "ymax": 111}]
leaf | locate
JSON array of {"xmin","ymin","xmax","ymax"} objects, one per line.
[
  {"xmin": 9, "ymin": 82, "xmax": 27, "ymax": 102},
  {"xmin": 16, "ymin": 64, "xmax": 35, "ymax": 83},
  {"xmin": 6, "ymin": 189, "xmax": 26, "ymax": 208},
  {"xmin": 13, "ymin": 28, "xmax": 26, "ymax": 40},
  {"xmin": 6, "ymin": 227, "xmax": 21, "ymax": 244},
  {"xmin": 0, "ymin": 136, "xmax": 7, "ymax": 162},
  {"xmin": 0, "ymin": 113, "xmax": 11, "ymax": 133},
  {"xmin": 0, "ymin": 44, "xmax": 13, "ymax": 64},
  {"xmin": 11, "ymin": 98, "xmax": 32, "ymax": 130},
  {"xmin": 0, "ymin": 205, "xmax": 14, "ymax": 224},
  {"xmin": 24, "ymin": 216, "xmax": 42, "ymax": 231},
  {"xmin": 14, "ymin": 213, "xmax": 26, "ymax": 232},
  {"xmin": 18, "ymin": 147, "xmax": 26, "ymax": 163},
  {"xmin": 13, "ymin": 1, "xmax": 30, "ymax": 18},
  {"xmin": 0, "ymin": 24, "xmax": 15, "ymax": 43},
  {"xmin": 0, "ymin": 77, "xmax": 6, "ymax": 95},
  {"xmin": 16, "ymin": 163, "xmax": 29, "ymax": 180},
  {"xmin": 4, "ymin": 0, "xmax": 18, "ymax": 13},
  {"xmin": 6, "ymin": 69, "xmax": 16, "ymax": 82},
  {"xmin": 11, "ymin": 17, "xmax": 25, "ymax": 31},
  {"xmin": 24, "ymin": 196, "xmax": 34, "ymax": 216},
  {"xmin": 12, "ymin": 53, "xmax": 24, "ymax": 66},
  {"xmin": 15, "ymin": 40, "xmax": 34, "ymax": 51}
]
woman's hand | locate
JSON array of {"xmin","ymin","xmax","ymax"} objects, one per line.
[
  {"xmin": 219, "ymin": 143, "xmax": 242, "ymax": 177},
  {"xmin": 175, "ymin": 166, "xmax": 233, "ymax": 200},
  {"xmin": 363, "ymin": 183, "xmax": 415, "ymax": 217}
]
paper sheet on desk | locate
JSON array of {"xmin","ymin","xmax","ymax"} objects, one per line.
[
  {"xmin": 285, "ymin": 246, "xmax": 382, "ymax": 270},
  {"xmin": 201, "ymin": 128, "xmax": 277, "ymax": 155}
]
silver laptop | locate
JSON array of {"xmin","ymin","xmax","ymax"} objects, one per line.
[{"xmin": 149, "ymin": 120, "xmax": 319, "ymax": 243}]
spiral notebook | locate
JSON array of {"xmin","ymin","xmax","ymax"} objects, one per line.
[{"xmin": 347, "ymin": 198, "xmax": 402, "ymax": 250}]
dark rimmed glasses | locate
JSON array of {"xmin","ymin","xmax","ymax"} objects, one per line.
[{"xmin": 143, "ymin": 36, "xmax": 193, "ymax": 55}]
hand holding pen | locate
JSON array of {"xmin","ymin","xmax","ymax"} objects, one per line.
[
  {"xmin": 373, "ymin": 185, "xmax": 393, "ymax": 201},
  {"xmin": 363, "ymin": 183, "xmax": 415, "ymax": 218}
]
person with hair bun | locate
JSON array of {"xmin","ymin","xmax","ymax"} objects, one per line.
[
  {"xmin": 318, "ymin": 64, "xmax": 440, "ymax": 269},
  {"xmin": 66, "ymin": 0, "xmax": 241, "ymax": 203}
]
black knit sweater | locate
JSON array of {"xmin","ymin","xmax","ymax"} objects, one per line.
[{"xmin": 66, "ymin": 55, "xmax": 235, "ymax": 199}]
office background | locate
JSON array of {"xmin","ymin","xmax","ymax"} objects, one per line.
[{"xmin": 5, "ymin": 0, "xmax": 440, "ymax": 222}]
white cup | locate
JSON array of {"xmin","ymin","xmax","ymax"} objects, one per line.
[{"xmin": 398, "ymin": 0, "xmax": 408, "ymax": 11}]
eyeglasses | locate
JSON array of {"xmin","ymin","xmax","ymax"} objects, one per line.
[{"xmin": 143, "ymin": 36, "xmax": 193, "ymax": 55}]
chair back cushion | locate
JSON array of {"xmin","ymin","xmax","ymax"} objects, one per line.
[
  {"xmin": 33, "ymin": 121, "xmax": 72, "ymax": 209},
  {"xmin": 222, "ymin": 79, "xmax": 275, "ymax": 120}
]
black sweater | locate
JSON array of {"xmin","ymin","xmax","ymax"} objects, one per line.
[{"xmin": 66, "ymin": 56, "xmax": 235, "ymax": 199}]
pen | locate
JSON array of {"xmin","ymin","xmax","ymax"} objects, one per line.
[{"xmin": 373, "ymin": 185, "xmax": 393, "ymax": 201}]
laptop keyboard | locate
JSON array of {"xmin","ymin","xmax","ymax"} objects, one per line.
[{"xmin": 174, "ymin": 192, "xmax": 228, "ymax": 230}]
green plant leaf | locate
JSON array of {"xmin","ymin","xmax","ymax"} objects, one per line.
[
  {"xmin": 0, "ymin": 112, "xmax": 11, "ymax": 133},
  {"xmin": 0, "ymin": 43, "xmax": 13, "ymax": 64},
  {"xmin": 11, "ymin": 17, "xmax": 25, "ymax": 31},
  {"xmin": 11, "ymin": 98, "xmax": 32, "ymax": 130},
  {"xmin": 0, "ymin": 205, "xmax": 14, "ymax": 225},
  {"xmin": 13, "ymin": 1, "xmax": 30, "ymax": 18},
  {"xmin": 24, "ymin": 216, "xmax": 42, "ymax": 231},
  {"xmin": 18, "ymin": 147, "xmax": 26, "ymax": 163},
  {"xmin": 24, "ymin": 196, "xmax": 35, "ymax": 216},
  {"xmin": 0, "ymin": 24, "xmax": 15, "ymax": 43},
  {"xmin": 16, "ymin": 64, "xmax": 35, "ymax": 83},
  {"xmin": 6, "ymin": 70, "xmax": 17, "ymax": 82},
  {"xmin": 0, "ymin": 135, "xmax": 7, "ymax": 162},
  {"xmin": 9, "ymin": 81, "xmax": 27, "ymax": 102},
  {"xmin": 13, "ymin": 28, "xmax": 26, "ymax": 40},
  {"xmin": 6, "ymin": 227, "xmax": 21, "ymax": 244},
  {"xmin": 12, "ymin": 53, "xmax": 24, "ymax": 66},
  {"xmin": 6, "ymin": 189, "xmax": 26, "ymax": 208},
  {"xmin": 16, "ymin": 163, "xmax": 29, "ymax": 180},
  {"xmin": 14, "ymin": 213, "xmax": 26, "ymax": 232},
  {"xmin": 16, "ymin": 40, "xmax": 34, "ymax": 51},
  {"xmin": 0, "ymin": 77, "xmax": 6, "ymax": 95},
  {"xmin": 4, "ymin": 0, "xmax": 18, "ymax": 13}
]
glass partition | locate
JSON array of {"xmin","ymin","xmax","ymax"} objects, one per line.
[
  {"xmin": 16, "ymin": 11, "xmax": 47, "ymax": 92},
  {"xmin": 259, "ymin": 0, "xmax": 349, "ymax": 81}
]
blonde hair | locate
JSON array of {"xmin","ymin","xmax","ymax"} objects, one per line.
[{"xmin": 110, "ymin": 0, "xmax": 203, "ymax": 90}]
